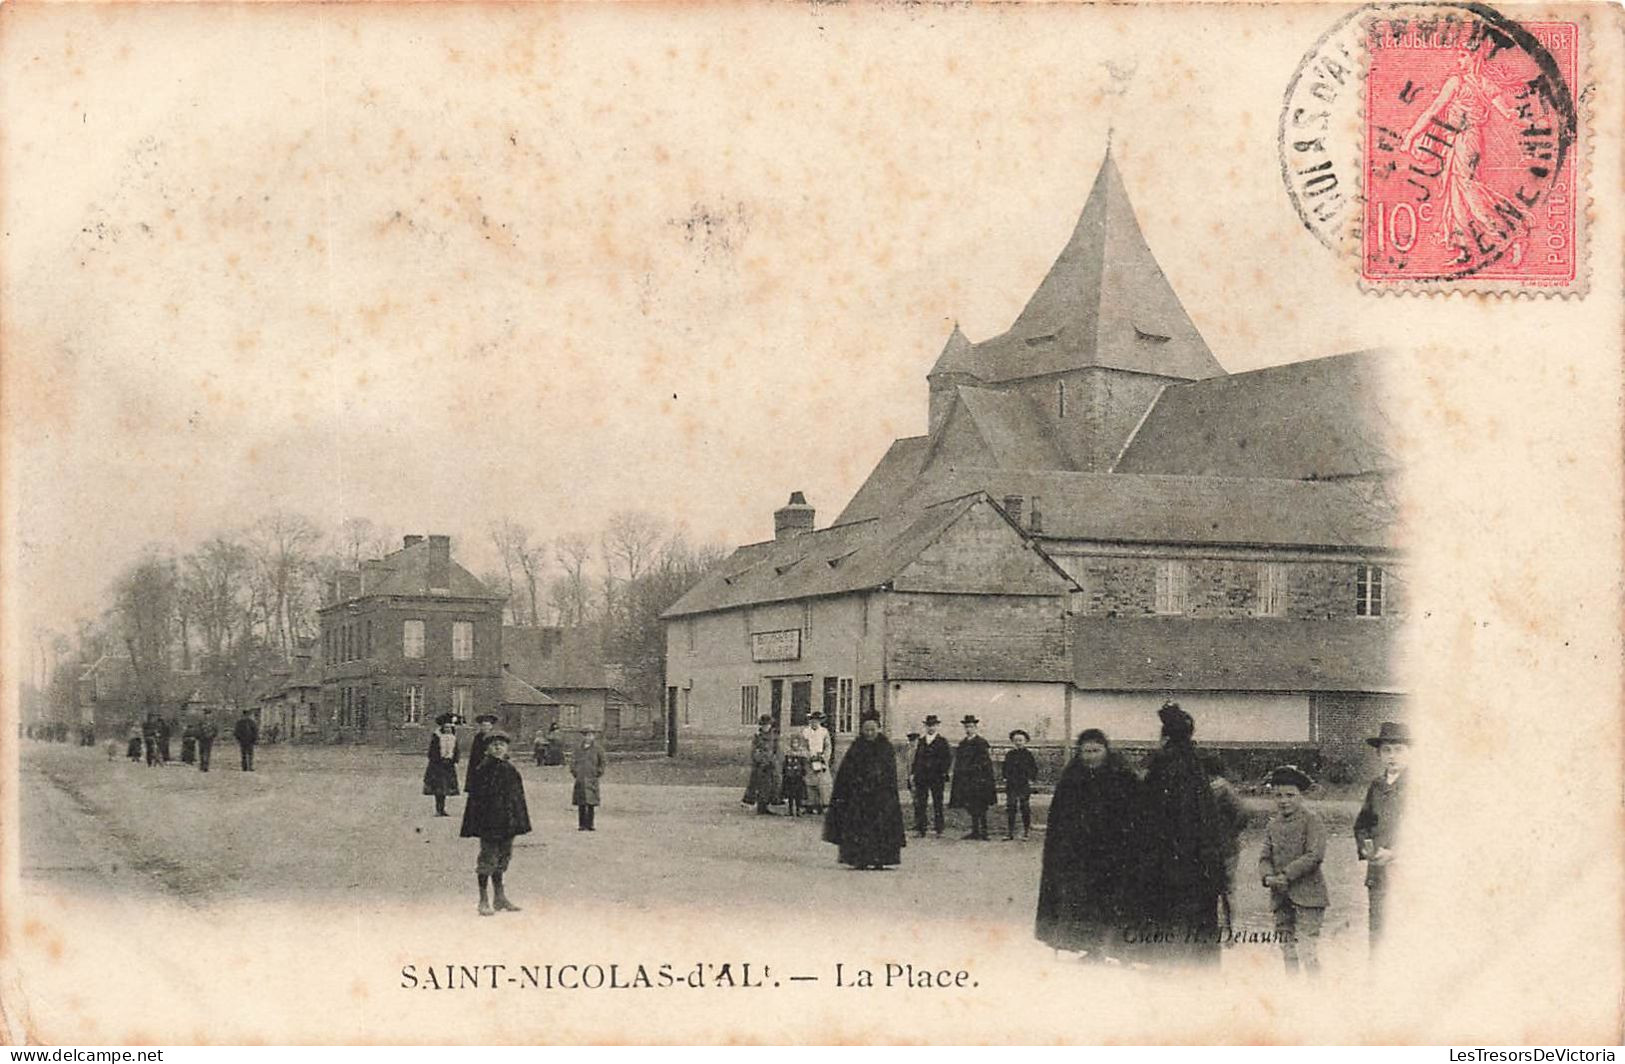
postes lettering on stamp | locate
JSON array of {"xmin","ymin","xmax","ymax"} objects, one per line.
[{"xmin": 1363, "ymin": 13, "xmax": 1580, "ymax": 286}]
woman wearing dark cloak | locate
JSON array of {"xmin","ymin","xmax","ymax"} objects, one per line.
[
  {"xmin": 1132, "ymin": 702, "xmax": 1227, "ymax": 964},
  {"xmin": 823, "ymin": 710, "xmax": 906, "ymax": 869},
  {"xmin": 743, "ymin": 715, "xmax": 781, "ymax": 814},
  {"xmin": 1034, "ymin": 729, "xmax": 1140, "ymax": 957}
]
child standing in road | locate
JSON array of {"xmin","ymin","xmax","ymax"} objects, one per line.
[
  {"xmin": 1258, "ymin": 765, "xmax": 1328, "ymax": 975},
  {"xmin": 1001, "ymin": 730, "xmax": 1040, "ymax": 840},
  {"xmin": 460, "ymin": 731, "xmax": 531, "ymax": 916}
]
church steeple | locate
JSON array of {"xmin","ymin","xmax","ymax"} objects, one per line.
[{"xmin": 927, "ymin": 322, "xmax": 979, "ymax": 436}]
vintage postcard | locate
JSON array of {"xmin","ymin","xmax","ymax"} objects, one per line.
[{"xmin": 1, "ymin": 0, "xmax": 1621, "ymax": 1046}]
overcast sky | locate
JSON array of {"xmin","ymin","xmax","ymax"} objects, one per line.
[{"xmin": 0, "ymin": 3, "xmax": 1509, "ymax": 638}]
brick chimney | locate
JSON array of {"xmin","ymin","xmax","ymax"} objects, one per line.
[
  {"xmin": 1002, "ymin": 494, "xmax": 1024, "ymax": 527},
  {"xmin": 403, "ymin": 535, "xmax": 424, "ymax": 548},
  {"xmin": 335, "ymin": 571, "xmax": 362, "ymax": 602},
  {"xmin": 1029, "ymin": 495, "xmax": 1043, "ymax": 534},
  {"xmin": 427, "ymin": 535, "xmax": 452, "ymax": 593},
  {"xmin": 774, "ymin": 492, "xmax": 815, "ymax": 541}
]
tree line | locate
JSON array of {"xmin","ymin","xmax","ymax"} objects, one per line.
[{"xmin": 33, "ymin": 511, "xmax": 731, "ymax": 726}]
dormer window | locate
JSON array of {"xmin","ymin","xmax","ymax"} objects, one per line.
[{"xmin": 1134, "ymin": 326, "xmax": 1171, "ymax": 343}]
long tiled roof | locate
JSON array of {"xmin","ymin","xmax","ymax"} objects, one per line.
[
  {"xmin": 1113, "ymin": 350, "xmax": 1394, "ymax": 479},
  {"xmin": 503, "ymin": 626, "xmax": 618, "ymax": 692},
  {"xmin": 664, "ymin": 493, "xmax": 1067, "ymax": 618},
  {"xmin": 334, "ymin": 539, "xmax": 500, "ymax": 602},
  {"xmin": 955, "ymin": 387, "xmax": 1070, "ymax": 470},
  {"xmin": 839, "ymin": 466, "xmax": 1394, "ymax": 550},
  {"xmin": 1072, "ymin": 617, "xmax": 1403, "ymax": 692},
  {"xmin": 500, "ymin": 666, "xmax": 560, "ymax": 707}
]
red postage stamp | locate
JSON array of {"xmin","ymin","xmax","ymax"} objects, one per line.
[{"xmin": 1363, "ymin": 14, "xmax": 1581, "ymax": 290}]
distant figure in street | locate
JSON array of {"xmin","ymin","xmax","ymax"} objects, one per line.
[
  {"xmin": 801, "ymin": 711, "xmax": 834, "ymax": 815},
  {"xmin": 460, "ymin": 730, "xmax": 531, "ymax": 916},
  {"xmin": 1035, "ymin": 728, "xmax": 1139, "ymax": 959},
  {"xmin": 823, "ymin": 709, "xmax": 906, "ymax": 870},
  {"xmin": 1002, "ymin": 730, "xmax": 1040, "ymax": 840},
  {"xmin": 1259, "ymin": 765, "xmax": 1328, "ymax": 976},
  {"xmin": 126, "ymin": 720, "xmax": 144, "ymax": 762},
  {"xmin": 533, "ymin": 727, "xmax": 548, "ymax": 767},
  {"xmin": 1353, "ymin": 721, "xmax": 1409, "ymax": 950},
  {"xmin": 1203, "ymin": 752, "xmax": 1247, "ymax": 941},
  {"xmin": 423, "ymin": 713, "xmax": 461, "ymax": 817},
  {"xmin": 156, "ymin": 715, "xmax": 173, "ymax": 764},
  {"xmin": 781, "ymin": 731, "xmax": 809, "ymax": 818},
  {"xmin": 542, "ymin": 721, "xmax": 565, "ymax": 766},
  {"xmin": 196, "ymin": 709, "xmax": 219, "ymax": 773},
  {"xmin": 468, "ymin": 713, "xmax": 499, "ymax": 776},
  {"xmin": 1134, "ymin": 701, "xmax": 1226, "ymax": 965},
  {"xmin": 571, "ymin": 723, "xmax": 607, "ymax": 831},
  {"xmin": 181, "ymin": 721, "xmax": 198, "ymax": 764},
  {"xmin": 234, "ymin": 709, "xmax": 259, "ymax": 772},
  {"xmin": 743, "ymin": 715, "xmax": 780, "ymax": 815},
  {"xmin": 142, "ymin": 712, "xmax": 163, "ymax": 767},
  {"xmin": 910, "ymin": 715, "xmax": 952, "ymax": 837},
  {"xmin": 950, "ymin": 715, "xmax": 997, "ymax": 841}
]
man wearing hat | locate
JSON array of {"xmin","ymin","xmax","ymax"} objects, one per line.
[
  {"xmin": 1001, "ymin": 729, "xmax": 1040, "ymax": 840},
  {"xmin": 909, "ymin": 715, "xmax": 953, "ymax": 837},
  {"xmin": 949, "ymin": 715, "xmax": 998, "ymax": 840},
  {"xmin": 233, "ymin": 708, "xmax": 259, "ymax": 772},
  {"xmin": 1353, "ymin": 721, "xmax": 1409, "ymax": 948},
  {"xmin": 468, "ymin": 712, "xmax": 500, "ymax": 777},
  {"xmin": 1258, "ymin": 764, "xmax": 1328, "ymax": 975},
  {"xmin": 571, "ymin": 722, "xmax": 607, "ymax": 831},
  {"xmin": 801, "ymin": 710, "xmax": 835, "ymax": 815}
]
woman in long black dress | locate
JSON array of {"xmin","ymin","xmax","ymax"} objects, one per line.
[
  {"xmin": 1035, "ymin": 728, "xmax": 1140, "ymax": 957},
  {"xmin": 422, "ymin": 713, "xmax": 461, "ymax": 817},
  {"xmin": 823, "ymin": 710, "xmax": 906, "ymax": 869}
]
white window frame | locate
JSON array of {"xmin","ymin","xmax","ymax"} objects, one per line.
[
  {"xmin": 403, "ymin": 619, "xmax": 426, "ymax": 659},
  {"xmin": 560, "ymin": 704, "xmax": 581, "ymax": 727},
  {"xmin": 1356, "ymin": 564, "xmax": 1385, "ymax": 617},
  {"xmin": 403, "ymin": 684, "xmax": 423, "ymax": 725},
  {"xmin": 451, "ymin": 621, "xmax": 474, "ymax": 661},
  {"xmin": 740, "ymin": 685, "xmax": 759, "ymax": 727},
  {"xmin": 1257, "ymin": 562, "xmax": 1288, "ymax": 617},
  {"xmin": 1154, "ymin": 560, "xmax": 1189, "ymax": 615},
  {"xmin": 451, "ymin": 685, "xmax": 473, "ymax": 719},
  {"xmin": 838, "ymin": 678, "xmax": 854, "ymax": 733}
]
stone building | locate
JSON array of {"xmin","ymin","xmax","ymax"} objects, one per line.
[
  {"xmin": 662, "ymin": 150, "xmax": 1403, "ymax": 768},
  {"xmin": 317, "ymin": 534, "xmax": 505, "ymax": 744}
]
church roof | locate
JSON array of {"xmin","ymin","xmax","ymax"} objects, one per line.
[
  {"xmin": 1112, "ymin": 350, "xmax": 1395, "ymax": 479},
  {"xmin": 833, "ymin": 435, "xmax": 930, "ymax": 526},
  {"xmin": 954, "ymin": 387, "xmax": 1071, "ymax": 470},
  {"xmin": 927, "ymin": 323, "xmax": 976, "ymax": 379},
  {"xmin": 839, "ymin": 466, "xmax": 1395, "ymax": 550},
  {"xmin": 955, "ymin": 152, "xmax": 1225, "ymax": 384}
]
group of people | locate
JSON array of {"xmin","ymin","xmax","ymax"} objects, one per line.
[
  {"xmin": 120, "ymin": 708, "xmax": 259, "ymax": 772},
  {"xmin": 742, "ymin": 710, "xmax": 835, "ymax": 818},
  {"xmin": 421, "ymin": 712, "xmax": 611, "ymax": 915},
  {"xmin": 1035, "ymin": 705, "xmax": 1409, "ymax": 972},
  {"xmin": 812, "ymin": 700, "xmax": 1408, "ymax": 971}
]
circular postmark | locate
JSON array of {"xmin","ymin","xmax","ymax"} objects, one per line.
[{"xmin": 1280, "ymin": 2, "xmax": 1579, "ymax": 285}]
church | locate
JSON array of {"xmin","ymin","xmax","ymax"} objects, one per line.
[{"xmin": 661, "ymin": 151, "xmax": 1402, "ymax": 772}]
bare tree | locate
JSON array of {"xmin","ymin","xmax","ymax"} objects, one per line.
[
  {"xmin": 183, "ymin": 536, "xmax": 254, "ymax": 663},
  {"xmin": 552, "ymin": 533, "xmax": 594, "ymax": 627},
  {"xmin": 112, "ymin": 551, "xmax": 179, "ymax": 712},
  {"xmin": 604, "ymin": 511, "xmax": 664, "ymax": 584},
  {"xmin": 489, "ymin": 518, "xmax": 538, "ymax": 625},
  {"xmin": 248, "ymin": 511, "xmax": 321, "ymax": 660},
  {"xmin": 336, "ymin": 517, "xmax": 395, "ymax": 569}
]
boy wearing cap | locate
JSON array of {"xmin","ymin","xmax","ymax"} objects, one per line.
[
  {"xmin": 910, "ymin": 715, "xmax": 953, "ymax": 837},
  {"xmin": 571, "ymin": 723, "xmax": 607, "ymax": 831},
  {"xmin": 467, "ymin": 713, "xmax": 499, "ymax": 776},
  {"xmin": 1353, "ymin": 721, "xmax": 1409, "ymax": 947},
  {"xmin": 1258, "ymin": 765, "xmax": 1328, "ymax": 975},
  {"xmin": 1001, "ymin": 730, "xmax": 1039, "ymax": 840},
  {"xmin": 460, "ymin": 730, "xmax": 531, "ymax": 916},
  {"xmin": 950, "ymin": 716, "xmax": 998, "ymax": 841}
]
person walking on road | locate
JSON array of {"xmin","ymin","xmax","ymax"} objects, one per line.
[
  {"xmin": 234, "ymin": 709, "xmax": 259, "ymax": 772},
  {"xmin": 196, "ymin": 709, "xmax": 219, "ymax": 773},
  {"xmin": 571, "ymin": 723, "xmax": 608, "ymax": 831},
  {"xmin": 460, "ymin": 731, "xmax": 531, "ymax": 916}
]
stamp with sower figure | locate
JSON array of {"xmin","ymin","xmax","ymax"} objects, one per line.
[{"xmin": 1363, "ymin": 13, "xmax": 1581, "ymax": 288}]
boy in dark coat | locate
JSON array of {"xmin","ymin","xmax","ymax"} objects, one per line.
[
  {"xmin": 909, "ymin": 715, "xmax": 953, "ymax": 837},
  {"xmin": 196, "ymin": 709, "xmax": 218, "ymax": 772},
  {"xmin": 1002, "ymin": 729, "xmax": 1040, "ymax": 840},
  {"xmin": 571, "ymin": 723, "xmax": 607, "ymax": 831},
  {"xmin": 460, "ymin": 731, "xmax": 531, "ymax": 915},
  {"xmin": 1353, "ymin": 721, "xmax": 1409, "ymax": 948},
  {"xmin": 1259, "ymin": 764, "xmax": 1329, "ymax": 975},
  {"xmin": 467, "ymin": 713, "xmax": 498, "ymax": 776},
  {"xmin": 949, "ymin": 715, "xmax": 998, "ymax": 840}
]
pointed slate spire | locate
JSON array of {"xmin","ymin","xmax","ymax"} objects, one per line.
[
  {"xmin": 927, "ymin": 322, "xmax": 977, "ymax": 379},
  {"xmin": 993, "ymin": 148, "xmax": 1223, "ymax": 382}
]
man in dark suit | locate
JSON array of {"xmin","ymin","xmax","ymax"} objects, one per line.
[
  {"xmin": 909, "ymin": 714, "xmax": 953, "ymax": 837},
  {"xmin": 195, "ymin": 709, "xmax": 219, "ymax": 772},
  {"xmin": 233, "ymin": 709, "xmax": 259, "ymax": 771},
  {"xmin": 1353, "ymin": 721, "xmax": 1409, "ymax": 949}
]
